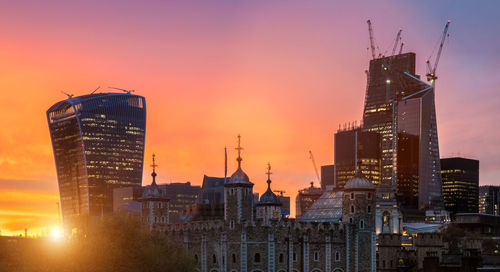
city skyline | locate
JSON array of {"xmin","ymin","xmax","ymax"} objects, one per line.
[{"xmin": 1, "ymin": 1, "xmax": 500, "ymax": 236}]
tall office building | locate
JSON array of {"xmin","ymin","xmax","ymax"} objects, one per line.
[
  {"xmin": 334, "ymin": 126, "xmax": 381, "ymax": 189},
  {"xmin": 479, "ymin": 186, "xmax": 500, "ymax": 215},
  {"xmin": 47, "ymin": 93, "xmax": 146, "ymax": 226},
  {"xmin": 362, "ymin": 52, "xmax": 442, "ymax": 210},
  {"xmin": 441, "ymin": 157, "xmax": 479, "ymax": 215},
  {"xmin": 320, "ymin": 164, "xmax": 335, "ymax": 190}
]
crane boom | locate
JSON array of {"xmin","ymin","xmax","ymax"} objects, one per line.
[
  {"xmin": 367, "ymin": 20, "xmax": 377, "ymax": 59},
  {"xmin": 426, "ymin": 20, "xmax": 451, "ymax": 85},
  {"xmin": 309, "ymin": 150, "xmax": 321, "ymax": 183},
  {"xmin": 391, "ymin": 29, "xmax": 402, "ymax": 56},
  {"xmin": 399, "ymin": 42, "xmax": 404, "ymax": 55}
]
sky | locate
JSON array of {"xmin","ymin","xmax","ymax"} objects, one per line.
[{"xmin": 0, "ymin": 0, "xmax": 499, "ymax": 236}]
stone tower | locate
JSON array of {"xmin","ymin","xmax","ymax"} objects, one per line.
[
  {"xmin": 342, "ymin": 173, "xmax": 377, "ymax": 272},
  {"xmin": 224, "ymin": 135, "xmax": 254, "ymax": 225},
  {"xmin": 139, "ymin": 154, "xmax": 169, "ymax": 231},
  {"xmin": 255, "ymin": 163, "xmax": 282, "ymax": 226}
]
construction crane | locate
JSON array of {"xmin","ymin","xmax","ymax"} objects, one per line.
[
  {"xmin": 367, "ymin": 20, "xmax": 377, "ymax": 59},
  {"xmin": 90, "ymin": 86, "xmax": 100, "ymax": 94},
  {"xmin": 399, "ymin": 42, "xmax": 405, "ymax": 55},
  {"xmin": 391, "ymin": 29, "xmax": 403, "ymax": 56},
  {"xmin": 426, "ymin": 20, "xmax": 451, "ymax": 86},
  {"xmin": 308, "ymin": 150, "xmax": 321, "ymax": 183},
  {"xmin": 62, "ymin": 91, "xmax": 74, "ymax": 98},
  {"xmin": 108, "ymin": 86, "xmax": 135, "ymax": 94}
]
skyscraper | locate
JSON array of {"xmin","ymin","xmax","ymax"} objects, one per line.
[
  {"xmin": 295, "ymin": 182, "xmax": 323, "ymax": 218},
  {"xmin": 47, "ymin": 93, "xmax": 146, "ymax": 226},
  {"xmin": 441, "ymin": 157, "xmax": 479, "ymax": 215},
  {"xmin": 479, "ymin": 186, "xmax": 500, "ymax": 215},
  {"xmin": 320, "ymin": 164, "xmax": 335, "ymax": 190},
  {"xmin": 334, "ymin": 126, "xmax": 381, "ymax": 189},
  {"xmin": 362, "ymin": 52, "xmax": 442, "ymax": 210}
]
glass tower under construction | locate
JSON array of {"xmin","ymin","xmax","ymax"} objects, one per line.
[
  {"xmin": 47, "ymin": 93, "xmax": 146, "ymax": 226},
  {"xmin": 362, "ymin": 53, "xmax": 442, "ymax": 211}
]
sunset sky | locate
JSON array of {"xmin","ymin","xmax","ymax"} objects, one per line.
[{"xmin": 1, "ymin": 0, "xmax": 499, "ymax": 236}]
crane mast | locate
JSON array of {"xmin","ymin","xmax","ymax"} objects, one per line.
[
  {"xmin": 426, "ymin": 20, "xmax": 451, "ymax": 86},
  {"xmin": 308, "ymin": 150, "xmax": 321, "ymax": 184},
  {"xmin": 367, "ymin": 20, "xmax": 377, "ymax": 59},
  {"xmin": 391, "ymin": 29, "xmax": 402, "ymax": 56}
]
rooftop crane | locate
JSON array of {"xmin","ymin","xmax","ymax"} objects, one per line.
[
  {"xmin": 391, "ymin": 29, "xmax": 403, "ymax": 56},
  {"xmin": 62, "ymin": 91, "xmax": 74, "ymax": 98},
  {"xmin": 399, "ymin": 42, "xmax": 405, "ymax": 55},
  {"xmin": 367, "ymin": 20, "xmax": 377, "ymax": 59},
  {"xmin": 308, "ymin": 150, "xmax": 321, "ymax": 184},
  {"xmin": 90, "ymin": 86, "xmax": 100, "ymax": 94},
  {"xmin": 108, "ymin": 86, "xmax": 135, "ymax": 94},
  {"xmin": 426, "ymin": 20, "xmax": 451, "ymax": 86}
]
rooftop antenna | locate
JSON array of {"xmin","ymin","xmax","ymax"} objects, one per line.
[
  {"xmin": 90, "ymin": 86, "xmax": 100, "ymax": 94},
  {"xmin": 108, "ymin": 86, "xmax": 135, "ymax": 94},
  {"xmin": 61, "ymin": 91, "xmax": 74, "ymax": 99}
]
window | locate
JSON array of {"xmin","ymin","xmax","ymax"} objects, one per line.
[
  {"xmin": 314, "ymin": 251, "xmax": 319, "ymax": 261},
  {"xmin": 194, "ymin": 254, "xmax": 198, "ymax": 263},
  {"xmin": 232, "ymin": 254, "xmax": 236, "ymax": 263},
  {"xmin": 367, "ymin": 205, "xmax": 371, "ymax": 213},
  {"xmin": 349, "ymin": 217, "xmax": 353, "ymax": 224},
  {"xmin": 350, "ymin": 192, "xmax": 355, "ymax": 200},
  {"xmin": 351, "ymin": 205, "xmax": 355, "ymax": 213},
  {"xmin": 367, "ymin": 193, "xmax": 372, "ymax": 200},
  {"xmin": 254, "ymin": 253, "xmax": 261, "ymax": 263},
  {"xmin": 279, "ymin": 253, "xmax": 284, "ymax": 263},
  {"xmin": 335, "ymin": 251, "xmax": 340, "ymax": 262},
  {"xmin": 230, "ymin": 220, "xmax": 235, "ymax": 230},
  {"xmin": 293, "ymin": 252, "xmax": 297, "ymax": 262},
  {"xmin": 213, "ymin": 254, "xmax": 217, "ymax": 264},
  {"xmin": 360, "ymin": 219, "xmax": 365, "ymax": 229}
]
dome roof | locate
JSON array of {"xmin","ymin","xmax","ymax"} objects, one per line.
[
  {"xmin": 258, "ymin": 180, "xmax": 281, "ymax": 206},
  {"xmin": 141, "ymin": 183, "xmax": 161, "ymax": 199},
  {"xmin": 344, "ymin": 174, "xmax": 375, "ymax": 190},
  {"xmin": 228, "ymin": 167, "xmax": 251, "ymax": 184}
]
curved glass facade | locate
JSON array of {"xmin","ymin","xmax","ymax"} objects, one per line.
[{"xmin": 47, "ymin": 93, "xmax": 146, "ymax": 226}]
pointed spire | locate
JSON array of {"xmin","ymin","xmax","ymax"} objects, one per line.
[
  {"xmin": 235, "ymin": 134, "xmax": 243, "ymax": 168},
  {"xmin": 151, "ymin": 153, "xmax": 158, "ymax": 186},
  {"xmin": 266, "ymin": 162, "xmax": 272, "ymax": 189}
]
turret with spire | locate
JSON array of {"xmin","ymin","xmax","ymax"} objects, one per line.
[
  {"xmin": 256, "ymin": 163, "xmax": 282, "ymax": 225},
  {"xmin": 224, "ymin": 135, "xmax": 254, "ymax": 224}
]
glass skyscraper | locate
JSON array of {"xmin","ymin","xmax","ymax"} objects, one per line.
[
  {"xmin": 362, "ymin": 53, "xmax": 442, "ymax": 211},
  {"xmin": 47, "ymin": 93, "xmax": 146, "ymax": 226}
]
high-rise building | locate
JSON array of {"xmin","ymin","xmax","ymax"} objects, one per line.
[
  {"xmin": 479, "ymin": 186, "xmax": 500, "ymax": 215},
  {"xmin": 334, "ymin": 126, "xmax": 381, "ymax": 189},
  {"xmin": 47, "ymin": 93, "xmax": 146, "ymax": 226},
  {"xmin": 320, "ymin": 164, "xmax": 335, "ymax": 190},
  {"xmin": 276, "ymin": 193, "xmax": 291, "ymax": 216},
  {"xmin": 362, "ymin": 52, "xmax": 442, "ymax": 210},
  {"xmin": 441, "ymin": 157, "xmax": 479, "ymax": 215},
  {"xmin": 295, "ymin": 182, "xmax": 323, "ymax": 218},
  {"xmin": 160, "ymin": 182, "xmax": 201, "ymax": 223}
]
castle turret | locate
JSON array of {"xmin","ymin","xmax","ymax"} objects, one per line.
[
  {"xmin": 139, "ymin": 154, "xmax": 169, "ymax": 231},
  {"xmin": 256, "ymin": 163, "xmax": 282, "ymax": 225},
  {"xmin": 224, "ymin": 135, "xmax": 254, "ymax": 226}
]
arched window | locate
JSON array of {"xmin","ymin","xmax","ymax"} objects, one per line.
[
  {"xmin": 213, "ymin": 254, "xmax": 217, "ymax": 264},
  {"xmin": 349, "ymin": 217, "xmax": 353, "ymax": 224},
  {"xmin": 293, "ymin": 252, "xmax": 297, "ymax": 262},
  {"xmin": 254, "ymin": 253, "xmax": 261, "ymax": 263},
  {"xmin": 350, "ymin": 192, "xmax": 354, "ymax": 200},
  {"xmin": 232, "ymin": 254, "xmax": 236, "ymax": 263},
  {"xmin": 279, "ymin": 253, "xmax": 284, "ymax": 263},
  {"xmin": 360, "ymin": 219, "xmax": 365, "ymax": 229},
  {"xmin": 335, "ymin": 251, "xmax": 340, "ymax": 262},
  {"xmin": 351, "ymin": 205, "xmax": 355, "ymax": 213},
  {"xmin": 313, "ymin": 251, "xmax": 319, "ymax": 261}
]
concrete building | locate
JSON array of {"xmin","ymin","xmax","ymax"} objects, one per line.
[
  {"xmin": 321, "ymin": 164, "xmax": 335, "ymax": 190},
  {"xmin": 441, "ymin": 157, "xmax": 479, "ymax": 215},
  {"xmin": 479, "ymin": 185, "xmax": 500, "ymax": 215},
  {"xmin": 295, "ymin": 182, "xmax": 323, "ymax": 219}
]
